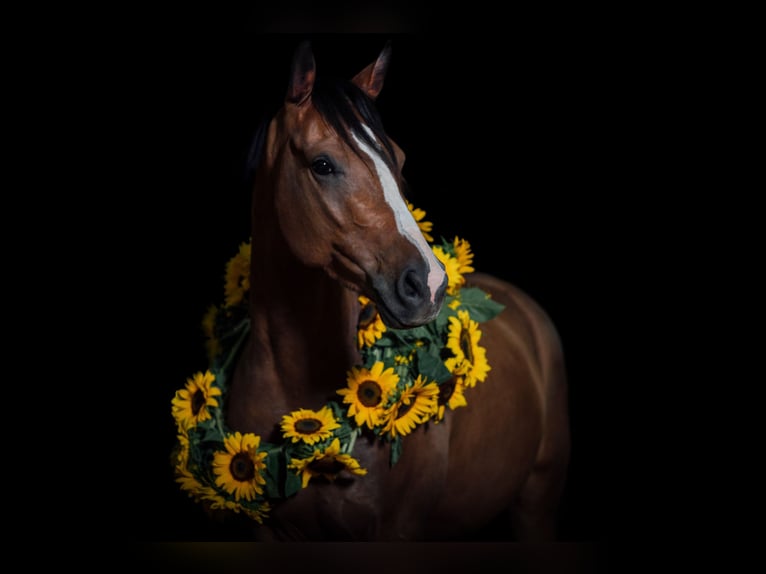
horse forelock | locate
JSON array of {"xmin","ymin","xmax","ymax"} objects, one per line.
[{"xmin": 310, "ymin": 76, "xmax": 398, "ymax": 172}]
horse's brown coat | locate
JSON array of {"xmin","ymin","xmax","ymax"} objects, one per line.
[{"xmin": 227, "ymin": 41, "xmax": 570, "ymax": 541}]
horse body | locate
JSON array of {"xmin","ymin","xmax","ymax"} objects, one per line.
[{"xmin": 226, "ymin": 41, "xmax": 569, "ymax": 541}]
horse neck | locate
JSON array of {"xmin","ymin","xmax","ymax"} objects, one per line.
[{"xmin": 246, "ymin": 202, "xmax": 361, "ymax": 408}]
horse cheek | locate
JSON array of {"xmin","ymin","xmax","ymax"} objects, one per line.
[{"xmin": 274, "ymin": 191, "xmax": 330, "ymax": 267}]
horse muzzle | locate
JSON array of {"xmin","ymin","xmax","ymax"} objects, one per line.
[{"xmin": 371, "ymin": 265, "xmax": 447, "ymax": 329}]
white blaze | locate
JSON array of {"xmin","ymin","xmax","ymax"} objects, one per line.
[{"xmin": 352, "ymin": 126, "xmax": 445, "ymax": 304}]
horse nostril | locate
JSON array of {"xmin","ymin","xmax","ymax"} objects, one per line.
[{"xmin": 398, "ymin": 267, "xmax": 426, "ymax": 304}]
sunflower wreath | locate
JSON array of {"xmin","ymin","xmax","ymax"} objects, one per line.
[{"xmin": 170, "ymin": 203, "xmax": 505, "ymax": 524}]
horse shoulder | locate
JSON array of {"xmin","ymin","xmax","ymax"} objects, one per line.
[
  {"xmin": 423, "ymin": 271, "xmax": 570, "ymax": 537},
  {"xmin": 465, "ymin": 271, "xmax": 570, "ymax": 470}
]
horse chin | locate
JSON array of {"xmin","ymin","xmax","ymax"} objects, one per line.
[{"xmin": 375, "ymin": 297, "xmax": 441, "ymax": 330}]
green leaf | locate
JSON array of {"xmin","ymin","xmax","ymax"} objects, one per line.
[
  {"xmin": 392, "ymin": 331, "xmax": 412, "ymax": 344},
  {"xmin": 372, "ymin": 335, "xmax": 394, "ymax": 347},
  {"xmin": 283, "ymin": 470, "xmax": 303, "ymax": 498},
  {"xmin": 401, "ymin": 325, "xmax": 432, "ymax": 340},
  {"xmin": 457, "ymin": 287, "xmax": 505, "ymax": 322},
  {"xmin": 263, "ymin": 450, "xmax": 285, "ymax": 500},
  {"xmin": 415, "ymin": 347, "xmax": 452, "ymax": 383},
  {"xmin": 439, "ymin": 237, "xmax": 456, "ymax": 256},
  {"xmin": 285, "ymin": 441, "xmax": 315, "ymax": 462},
  {"xmin": 328, "ymin": 400, "xmax": 345, "ymax": 417},
  {"xmin": 360, "ymin": 352, "xmax": 378, "ymax": 369},
  {"xmin": 196, "ymin": 420, "xmax": 223, "ymax": 443}
]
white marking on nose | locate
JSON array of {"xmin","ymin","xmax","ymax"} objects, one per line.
[{"xmin": 352, "ymin": 126, "xmax": 446, "ymax": 304}]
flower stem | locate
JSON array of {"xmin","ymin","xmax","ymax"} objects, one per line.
[{"xmin": 345, "ymin": 427, "xmax": 360, "ymax": 454}]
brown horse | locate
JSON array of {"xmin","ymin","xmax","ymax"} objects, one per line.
[{"xmin": 215, "ymin": 40, "xmax": 571, "ymax": 541}]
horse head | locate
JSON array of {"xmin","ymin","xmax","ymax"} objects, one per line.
[{"xmin": 258, "ymin": 41, "xmax": 447, "ymax": 329}]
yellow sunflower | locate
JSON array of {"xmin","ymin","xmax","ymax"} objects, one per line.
[
  {"xmin": 382, "ymin": 375, "xmax": 439, "ymax": 439},
  {"xmin": 452, "ymin": 237, "xmax": 475, "ymax": 275},
  {"xmin": 203, "ymin": 487, "xmax": 271, "ymax": 524},
  {"xmin": 281, "ymin": 405, "xmax": 341, "ymax": 445},
  {"xmin": 444, "ymin": 310, "xmax": 491, "ymax": 388},
  {"xmin": 407, "ymin": 202, "xmax": 434, "ymax": 242},
  {"xmin": 242, "ymin": 502, "xmax": 271, "ymax": 524},
  {"xmin": 288, "ymin": 438, "xmax": 367, "ymax": 488},
  {"xmin": 433, "ymin": 376, "xmax": 468, "ymax": 423},
  {"xmin": 212, "ymin": 432, "xmax": 268, "ymax": 502},
  {"xmin": 433, "ymin": 246, "xmax": 465, "ymax": 295},
  {"xmin": 171, "ymin": 370, "xmax": 222, "ymax": 430},
  {"xmin": 176, "ymin": 466, "xmax": 217, "ymax": 502},
  {"xmin": 224, "ymin": 240, "xmax": 251, "ymax": 307},
  {"xmin": 394, "ymin": 340, "xmax": 424, "ymax": 365},
  {"xmin": 204, "ymin": 492, "xmax": 242, "ymax": 513},
  {"xmin": 357, "ymin": 295, "xmax": 386, "ymax": 348},
  {"xmin": 201, "ymin": 304, "xmax": 221, "ymax": 360},
  {"xmin": 174, "ymin": 430, "xmax": 190, "ymax": 468},
  {"xmin": 337, "ymin": 361, "xmax": 399, "ymax": 429}
]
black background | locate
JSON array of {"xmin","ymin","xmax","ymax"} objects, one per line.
[{"xmin": 103, "ymin": 14, "xmax": 616, "ymax": 551}]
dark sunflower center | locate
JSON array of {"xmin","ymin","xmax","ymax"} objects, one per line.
[
  {"xmin": 358, "ymin": 302, "xmax": 377, "ymax": 329},
  {"xmin": 191, "ymin": 389, "xmax": 206, "ymax": 416},
  {"xmin": 229, "ymin": 452, "xmax": 256, "ymax": 482},
  {"xmin": 295, "ymin": 418, "xmax": 322, "ymax": 434},
  {"xmin": 460, "ymin": 329, "xmax": 474, "ymax": 363},
  {"xmin": 308, "ymin": 457, "xmax": 346, "ymax": 474},
  {"xmin": 357, "ymin": 380, "xmax": 383, "ymax": 407},
  {"xmin": 438, "ymin": 379, "xmax": 456, "ymax": 405}
]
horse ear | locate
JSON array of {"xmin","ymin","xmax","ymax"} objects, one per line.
[
  {"xmin": 286, "ymin": 40, "xmax": 316, "ymax": 106},
  {"xmin": 351, "ymin": 41, "xmax": 392, "ymax": 100}
]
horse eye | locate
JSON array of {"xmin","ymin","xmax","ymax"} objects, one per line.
[{"xmin": 311, "ymin": 158, "xmax": 335, "ymax": 176}]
